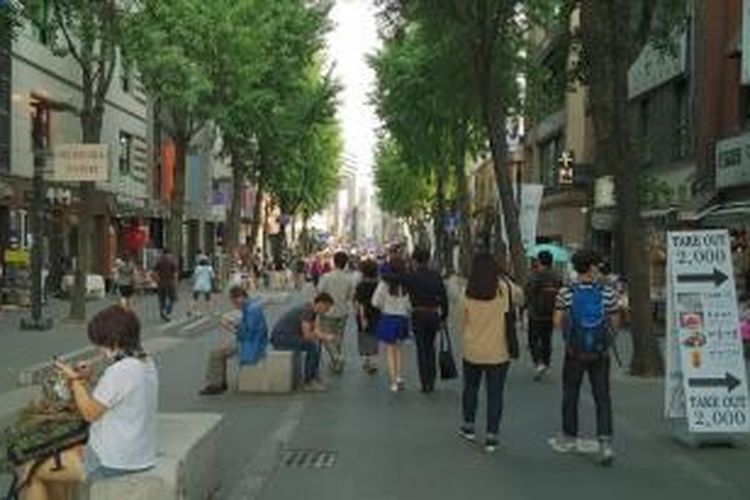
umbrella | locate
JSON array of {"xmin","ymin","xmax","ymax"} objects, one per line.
[{"xmin": 526, "ymin": 243, "xmax": 570, "ymax": 263}]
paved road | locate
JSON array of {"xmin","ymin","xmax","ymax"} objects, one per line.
[
  {"xmin": 152, "ymin": 293, "xmax": 749, "ymax": 500},
  {"xmin": 2, "ymin": 287, "xmax": 749, "ymax": 499}
]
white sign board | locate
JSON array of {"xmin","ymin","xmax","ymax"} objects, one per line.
[
  {"xmin": 52, "ymin": 144, "xmax": 109, "ymax": 182},
  {"xmin": 518, "ymin": 183, "xmax": 544, "ymax": 249},
  {"xmin": 628, "ymin": 31, "xmax": 687, "ymax": 100},
  {"xmin": 715, "ymin": 131, "xmax": 750, "ymax": 190},
  {"xmin": 743, "ymin": 0, "xmax": 750, "ymax": 84},
  {"xmin": 665, "ymin": 230, "xmax": 750, "ymax": 433}
]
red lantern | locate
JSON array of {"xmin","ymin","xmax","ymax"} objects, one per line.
[{"xmin": 123, "ymin": 225, "xmax": 147, "ymax": 254}]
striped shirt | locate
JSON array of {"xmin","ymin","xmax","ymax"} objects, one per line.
[{"xmin": 555, "ymin": 282, "xmax": 620, "ymax": 314}]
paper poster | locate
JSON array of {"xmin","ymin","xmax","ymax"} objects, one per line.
[{"xmin": 666, "ymin": 230, "xmax": 750, "ymax": 433}]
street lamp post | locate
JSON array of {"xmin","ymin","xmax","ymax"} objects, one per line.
[{"xmin": 20, "ymin": 97, "xmax": 78, "ymax": 331}]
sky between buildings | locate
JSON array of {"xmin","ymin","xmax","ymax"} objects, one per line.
[{"xmin": 327, "ymin": 0, "xmax": 380, "ymax": 188}]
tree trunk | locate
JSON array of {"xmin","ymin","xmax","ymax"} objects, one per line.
[
  {"xmin": 473, "ymin": 41, "xmax": 526, "ymax": 283},
  {"xmin": 581, "ymin": 0, "xmax": 662, "ymax": 376},
  {"xmin": 168, "ymin": 133, "xmax": 188, "ymax": 272},
  {"xmin": 453, "ymin": 124, "xmax": 472, "ymax": 276},
  {"xmin": 225, "ymin": 154, "xmax": 244, "ymax": 263},
  {"xmin": 69, "ymin": 103, "xmax": 104, "ymax": 320},
  {"xmin": 248, "ymin": 182, "xmax": 264, "ymax": 251},
  {"xmin": 434, "ymin": 163, "xmax": 448, "ymax": 271}
]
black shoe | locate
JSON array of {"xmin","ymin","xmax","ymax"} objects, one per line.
[{"xmin": 199, "ymin": 384, "xmax": 227, "ymax": 396}]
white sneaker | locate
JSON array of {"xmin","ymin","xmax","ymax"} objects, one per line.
[
  {"xmin": 599, "ymin": 440, "xmax": 615, "ymax": 466},
  {"xmin": 549, "ymin": 435, "xmax": 579, "ymax": 453},
  {"xmin": 390, "ymin": 383, "xmax": 399, "ymax": 393},
  {"xmin": 533, "ymin": 365, "xmax": 545, "ymax": 381}
]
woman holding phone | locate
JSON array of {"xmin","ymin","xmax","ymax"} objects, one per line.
[{"xmin": 19, "ymin": 306, "xmax": 159, "ymax": 499}]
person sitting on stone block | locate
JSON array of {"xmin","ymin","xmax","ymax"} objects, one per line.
[
  {"xmin": 18, "ymin": 306, "xmax": 159, "ymax": 500},
  {"xmin": 271, "ymin": 293, "xmax": 336, "ymax": 392},
  {"xmin": 200, "ymin": 286, "xmax": 268, "ymax": 396}
]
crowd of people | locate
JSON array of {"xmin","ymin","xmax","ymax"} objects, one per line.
[
  {"xmin": 19, "ymin": 244, "xmax": 626, "ymax": 499},
  {"xmin": 199, "ymin": 244, "xmax": 622, "ymax": 465}
]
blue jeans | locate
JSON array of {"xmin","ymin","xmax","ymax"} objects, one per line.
[
  {"xmin": 84, "ymin": 446, "xmax": 151, "ymax": 482},
  {"xmin": 273, "ymin": 336, "xmax": 321, "ymax": 383}
]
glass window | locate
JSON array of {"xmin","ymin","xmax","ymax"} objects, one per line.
[{"xmin": 119, "ymin": 132, "xmax": 132, "ymax": 175}]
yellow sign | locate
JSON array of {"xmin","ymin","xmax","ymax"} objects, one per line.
[{"xmin": 4, "ymin": 249, "xmax": 30, "ymax": 266}]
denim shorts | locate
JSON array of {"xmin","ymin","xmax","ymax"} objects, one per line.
[{"xmin": 84, "ymin": 446, "xmax": 150, "ymax": 482}]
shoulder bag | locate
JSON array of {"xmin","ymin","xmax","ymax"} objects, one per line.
[
  {"xmin": 438, "ymin": 323, "xmax": 458, "ymax": 380},
  {"xmin": 503, "ymin": 279, "xmax": 520, "ymax": 360}
]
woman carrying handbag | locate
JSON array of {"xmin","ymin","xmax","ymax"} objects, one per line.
[{"xmin": 459, "ymin": 253, "xmax": 524, "ymax": 453}]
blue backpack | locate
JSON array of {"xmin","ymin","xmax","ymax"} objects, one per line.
[{"xmin": 566, "ymin": 284, "xmax": 608, "ymax": 354}]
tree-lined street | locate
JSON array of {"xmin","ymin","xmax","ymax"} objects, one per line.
[{"xmin": 2, "ymin": 1, "xmax": 750, "ymax": 499}]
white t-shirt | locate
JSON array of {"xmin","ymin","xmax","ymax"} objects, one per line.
[
  {"xmin": 318, "ymin": 269, "xmax": 354, "ymax": 318},
  {"xmin": 371, "ymin": 281, "xmax": 411, "ymax": 318},
  {"xmin": 90, "ymin": 357, "xmax": 159, "ymax": 470}
]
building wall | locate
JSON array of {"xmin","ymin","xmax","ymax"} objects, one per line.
[
  {"xmin": 10, "ymin": 27, "xmax": 148, "ymax": 199},
  {"xmin": 694, "ymin": 0, "xmax": 746, "ymax": 190}
]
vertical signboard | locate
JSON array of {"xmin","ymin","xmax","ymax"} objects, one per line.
[
  {"xmin": 666, "ymin": 230, "xmax": 750, "ymax": 433},
  {"xmin": 512, "ymin": 183, "xmax": 544, "ymax": 249}
]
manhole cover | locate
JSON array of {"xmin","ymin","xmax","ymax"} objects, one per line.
[{"xmin": 280, "ymin": 449, "xmax": 337, "ymax": 469}]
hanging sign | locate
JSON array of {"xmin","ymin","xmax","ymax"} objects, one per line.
[
  {"xmin": 665, "ymin": 230, "xmax": 750, "ymax": 433},
  {"xmin": 52, "ymin": 144, "xmax": 109, "ymax": 182}
]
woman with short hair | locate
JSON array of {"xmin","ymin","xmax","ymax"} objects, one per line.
[{"xmin": 20, "ymin": 306, "xmax": 159, "ymax": 499}]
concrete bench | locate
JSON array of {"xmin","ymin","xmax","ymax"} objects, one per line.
[
  {"xmin": 237, "ymin": 350, "xmax": 300, "ymax": 394},
  {"xmin": 77, "ymin": 412, "xmax": 223, "ymax": 500}
]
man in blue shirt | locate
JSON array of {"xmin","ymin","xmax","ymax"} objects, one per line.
[{"xmin": 200, "ymin": 286, "xmax": 268, "ymax": 395}]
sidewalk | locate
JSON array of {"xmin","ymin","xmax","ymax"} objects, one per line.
[{"xmin": 0, "ymin": 284, "xmax": 293, "ymax": 393}]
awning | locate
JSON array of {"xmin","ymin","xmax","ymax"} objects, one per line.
[{"xmin": 698, "ymin": 201, "xmax": 750, "ymax": 226}]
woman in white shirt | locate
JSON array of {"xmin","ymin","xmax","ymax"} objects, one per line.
[
  {"xmin": 20, "ymin": 306, "xmax": 159, "ymax": 499},
  {"xmin": 372, "ymin": 257, "xmax": 411, "ymax": 392}
]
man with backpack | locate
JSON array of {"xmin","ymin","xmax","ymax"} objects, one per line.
[
  {"xmin": 525, "ymin": 250, "xmax": 562, "ymax": 380},
  {"xmin": 549, "ymin": 250, "xmax": 620, "ymax": 466}
]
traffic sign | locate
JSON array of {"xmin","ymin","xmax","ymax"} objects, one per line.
[{"xmin": 665, "ymin": 230, "xmax": 750, "ymax": 434}]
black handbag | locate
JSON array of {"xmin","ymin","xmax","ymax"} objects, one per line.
[
  {"xmin": 438, "ymin": 324, "xmax": 458, "ymax": 380},
  {"xmin": 503, "ymin": 279, "xmax": 520, "ymax": 360}
]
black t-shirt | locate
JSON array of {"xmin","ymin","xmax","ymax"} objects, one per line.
[
  {"xmin": 355, "ymin": 279, "xmax": 381, "ymax": 329},
  {"xmin": 271, "ymin": 303, "xmax": 317, "ymax": 343}
]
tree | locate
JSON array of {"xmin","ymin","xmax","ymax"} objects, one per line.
[
  {"xmin": 124, "ymin": 0, "xmax": 214, "ymax": 267},
  {"xmin": 205, "ymin": 0, "xmax": 333, "ymax": 259},
  {"xmin": 376, "ymin": 0, "xmax": 559, "ymax": 281},
  {"xmin": 374, "ymin": 137, "xmax": 434, "ymax": 247},
  {"xmin": 370, "ymin": 19, "xmax": 478, "ymax": 270},
  {"xmin": 46, "ymin": 0, "xmax": 130, "ymax": 320},
  {"xmin": 573, "ymin": 0, "xmax": 684, "ymax": 375}
]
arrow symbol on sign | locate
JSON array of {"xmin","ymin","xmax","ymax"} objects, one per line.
[
  {"xmin": 688, "ymin": 372, "xmax": 741, "ymax": 392},
  {"xmin": 677, "ymin": 268, "xmax": 729, "ymax": 287}
]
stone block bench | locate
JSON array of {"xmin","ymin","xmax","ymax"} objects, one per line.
[
  {"xmin": 77, "ymin": 412, "xmax": 223, "ymax": 500},
  {"xmin": 237, "ymin": 350, "xmax": 301, "ymax": 394}
]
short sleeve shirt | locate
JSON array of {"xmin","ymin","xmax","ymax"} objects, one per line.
[
  {"xmin": 555, "ymin": 282, "xmax": 619, "ymax": 315},
  {"xmin": 89, "ymin": 357, "xmax": 159, "ymax": 470},
  {"xmin": 271, "ymin": 303, "xmax": 316, "ymax": 343}
]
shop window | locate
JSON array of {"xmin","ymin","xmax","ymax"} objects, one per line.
[
  {"xmin": 120, "ymin": 58, "xmax": 132, "ymax": 93},
  {"xmin": 740, "ymin": 85, "xmax": 750, "ymax": 130},
  {"xmin": 540, "ymin": 135, "xmax": 564, "ymax": 188},
  {"xmin": 672, "ymin": 79, "xmax": 690, "ymax": 159},
  {"xmin": 119, "ymin": 132, "xmax": 133, "ymax": 175}
]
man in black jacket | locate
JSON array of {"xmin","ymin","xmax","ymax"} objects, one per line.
[
  {"xmin": 405, "ymin": 248, "xmax": 449, "ymax": 393},
  {"xmin": 524, "ymin": 250, "xmax": 563, "ymax": 380}
]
